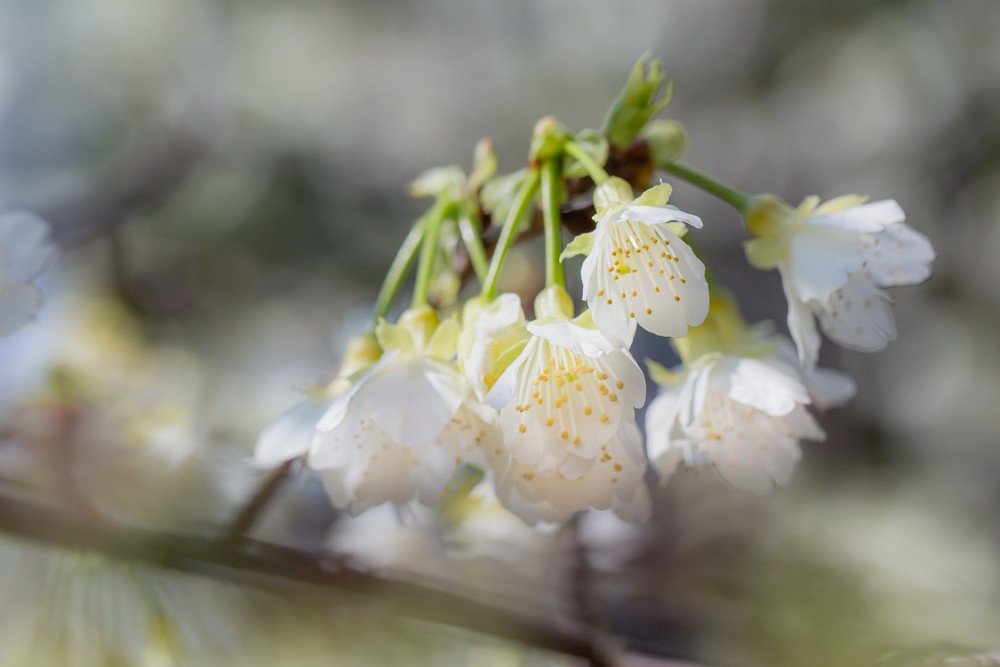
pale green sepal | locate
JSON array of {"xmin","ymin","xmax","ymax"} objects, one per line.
[
  {"xmin": 374, "ymin": 318, "xmax": 417, "ymax": 354},
  {"xmin": 560, "ymin": 231, "xmax": 596, "ymax": 261},
  {"xmin": 425, "ymin": 313, "xmax": 461, "ymax": 362},
  {"xmin": 410, "ymin": 166, "xmax": 465, "ymax": 200},
  {"xmin": 468, "ymin": 138, "xmax": 498, "ymax": 192},
  {"xmin": 635, "ymin": 181, "xmax": 672, "ymax": 206},
  {"xmin": 667, "ymin": 221, "xmax": 688, "ymax": 238},
  {"xmin": 744, "ymin": 237, "xmax": 787, "ymax": 270},
  {"xmin": 646, "ymin": 359, "xmax": 685, "ymax": 387},
  {"xmin": 594, "ymin": 177, "xmax": 634, "ymax": 213},
  {"xmin": 563, "ymin": 129, "xmax": 609, "ymax": 179},
  {"xmin": 744, "ymin": 195, "xmax": 794, "ymax": 238},
  {"xmin": 814, "ymin": 194, "xmax": 868, "ymax": 215},
  {"xmin": 571, "ymin": 309, "xmax": 596, "ymax": 329}
]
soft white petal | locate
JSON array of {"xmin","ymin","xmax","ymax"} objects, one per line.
[
  {"xmin": 526, "ymin": 319, "xmax": 616, "ymax": 357},
  {"xmin": 815, "ymin": 274, "xmax": 896, "ymax": 352},
  {"xmin": 618, "ymin": 204, "xmax": 704, "ymax": 229},
  {"xmin": 780, "ymin": 264, "xmax": 821, "ymax": 369},
  {"xmin": 862, "ymin": 222, "xmax": 935, "ymax": 288},
  {"xmin": 787, "ymin": 227, "xmax": 863, "ymax": 303},
  {"xmin": 0, "ymin": 281, "xmax": 43, "ymax": 337},
  {"xmin": 802, "ymin": 365, "xmax": 857, "ymax": 410},
  {"xmin": 712, "ymin": 356, "xmax": 810, "ymax": 417},
  {"xmin": 254, "ymin": 397, "xmax": 333, "ymax": 467},
  {"xmin": 805, "ymin": 199, "xmax": 905, "ymax": 233}
]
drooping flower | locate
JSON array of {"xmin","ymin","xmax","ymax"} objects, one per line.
[
  {"xmin": 254, "ymin": 332, "xmax": 382, "ymax": 467},
  {"xmin": 486, "ymin": 287, "xmax": 646, "ymax": 478},
  {"xmin": 744, "ymin": 195, "xmax": 934, "ymax": 368},
  {"xmin": 566, "ymin": 177, "xmax": 709, "ymax": 347},
  {"xmin": 309, "ymin": 307, "xmax": 492, "ymax": 514},
  {"xmin": 645, "ymin": 295, "xmax": 853, "ymax": 494},
  {"xmin": 456, "ymin": 293, "xmax": 529, "ymax": 402},
  {"xmin": 0, "ymin": 210, "xmax": 58, "ymax": 337},
  {"xmin": 485, "ymin": 421, "xmax": 651, "ymax": 527}
]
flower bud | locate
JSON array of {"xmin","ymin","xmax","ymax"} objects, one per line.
[
  {"xmin": 643, "ymin": 119, "xmax": 687, "ymax": 167},
  {"xmin": 533, "ymin": 284, "xmax": 574, "ymax": 320},
  {"xmin": 529, "ymin": 116, "xmax": 571, "ymax": 162},
  {"xmin": 593, "ymin": 176, "xmax": 634, "ymax": 212},
  {"xmin": 603, "ymin": 54, "xmax": 672, "ymax": 148}
]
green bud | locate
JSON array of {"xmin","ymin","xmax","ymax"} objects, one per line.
[
  {"xmin": 593, "ymin": 176, "xmax": 634, "ymax": 212},
  {"xmin": 643, "ymin": 119, "xmax": 687, "ymax": 166},
  {"xmin": 409, "ymin": 166, "xmax": 465, "ymax": 201},
  {"xmin": 529, "ymin": 116, "xmax": 572, "ymax": 162},
  {"xmin": 563, "ymin": 129, "xmax": 609, "ymax": 179},
  {"xmin": 533, "ymin": 284, "xmax": 574, "ymax": 320},
  {"xmin": 603, "ymin": 54, "xmax": 673, "ymax": 148}
]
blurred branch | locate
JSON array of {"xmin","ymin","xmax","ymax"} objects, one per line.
[
  {"xmin": 42, "ymin": 131, "xmax": 204, "ymax": 247},
  {"xmin": 0, "ymin": 492, "xmax": 672, "ymax": 665},
  {"xmin": 221, "ymin": 458, "xmax": 297, "ymax": 545}
]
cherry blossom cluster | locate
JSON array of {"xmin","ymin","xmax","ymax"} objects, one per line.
[{"xmin": 244, "ymin": 57, "xmax": 935, "ymax": 527}]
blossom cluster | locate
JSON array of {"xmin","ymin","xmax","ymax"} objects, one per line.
[{"xmin": 232, "ymin": 57, "xmax": 935, "ymax": 528}]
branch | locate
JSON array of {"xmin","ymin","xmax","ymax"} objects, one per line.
[{"xmin": 0, "ymin": 492, "xmax": 664, "ymax": 664}]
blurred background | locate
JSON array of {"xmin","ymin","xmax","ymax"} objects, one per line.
[{"xmin": 0, "ymin": 0, "xmax": 998, "ymax": 665}]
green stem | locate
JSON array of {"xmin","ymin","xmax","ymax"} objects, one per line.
[
  {"xmin": 372, "ymin": 223, "xmax": 425, "ymax": 324},
  {"xmin": 540, "ymin": 158, "xmax": 565, "ymax": 288},
  {"xmin": 663, "ymin": 162, "xmax": 752, "ymax": 213},
  {"xmin": 481, "ymin": 169, "xmax": 541, "ymax": 300},
  {"xmin": 412, "ymin": 199, "xmax": 452, "ymax": 307},
  {"xmin": 564, "ymin": 141, "xmax": 609, "ymax": 185},
  {"xmin": 457, "ymin": 207, "xmax": 490, "ymax": 284}
]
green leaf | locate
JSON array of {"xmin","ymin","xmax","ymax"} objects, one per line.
[
  {"xmin": 563, "ymin": 129, "xmax": 608, "ymax": 179},
  {"xmin": 603, "ymin": 54, "xmax": 673, "ymax": 148},
  {"xmin": 559, "ymin": 231, "xmax": 596, "ymax": 261}
]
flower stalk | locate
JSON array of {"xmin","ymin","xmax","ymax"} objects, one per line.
[
  {"xmin": 662, "ymin": 161, "xmax": 752, "ymax": 214},
  {"xmin": 482, "ymin": 168, "xmax": 541, "ymax": 300},
  {"xmin": 540, "ymin": 158, "xmax": 566, "ymax": 288},
  {"xmin": 564, "ymin": 140, "xmax": 610, "ymax": 186},
  {"xmin": 457, "ymin": 208, "xmax": 490, "ymax": 283},
  {"xmin": 412, "ymin": 198, "xmax": 453, "ymax": 307}
]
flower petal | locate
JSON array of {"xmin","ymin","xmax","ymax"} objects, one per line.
[
  {"xmin": 815, "ymin": 274, "xmax": 896, "ymax": 352},
  {"xmin": 805, "ymin": 199, "xmax": 904, "ymax": 233},
  {"xmin": 862, "ymin": 222, "xmax": 935, "ymax": 288}
]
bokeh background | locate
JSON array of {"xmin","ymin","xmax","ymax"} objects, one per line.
[{"xmin": 1, "ymin": 1, "xmax": 998, "ymax": 665}]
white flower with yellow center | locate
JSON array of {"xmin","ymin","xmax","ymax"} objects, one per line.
[
  {"xmin": 564, "ymin": 177, "xmax": 709, "ymax": 346},
  {"xmin": 645, "ymin": 295, "xmax": 853, "ymax": 495},
  {"xmin": 486, "ymin": 289, "xmax": 646, "ymax": 478},
  {"xmin": 309, "ymin": 307, "xmax": 493, "ymax": 514},
  {"xmin": 485, "ymin": 421, "xmax": 651, "ymax": 527},
  {"xmin": 456, "ymin": 293, "xmax": 529, "ymax": 402},
  {"xmin": 0, "ymin": 210, "xmax": 57, "ymax": 337},
  {"xmin": 745, "ymin": 195, "xmax": 934, "ymax": 368}
]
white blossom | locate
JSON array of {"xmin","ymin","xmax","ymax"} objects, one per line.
[
  {"xmin": 746, "ymin": 195, "xmax": 934, "ymax": 368},
  {"xmin": 569, "ymin": 178, "xmax": 709, "ymax": 346},
  {"xmin": 0, "ymin": 211, "xmax": 57, "ymax": 337},
  {"xmin": 486, "ymin": 310, "xmax": 646, "ymax": 478},
  {"xmin": 309, "ymin": 309, "xmax": 491, "ymax": 514},
  {"xmin": 646, "ymin": 351, "xmax": 826, "ymax": 495}
]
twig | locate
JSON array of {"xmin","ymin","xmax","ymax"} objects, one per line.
[
  {"xmin": 222, "ymin": 458, "xmax": 297, "ymax": 545},
  {"xmin": 0, "ymin": 492, "xmax": 665, "ymax": 664}
]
